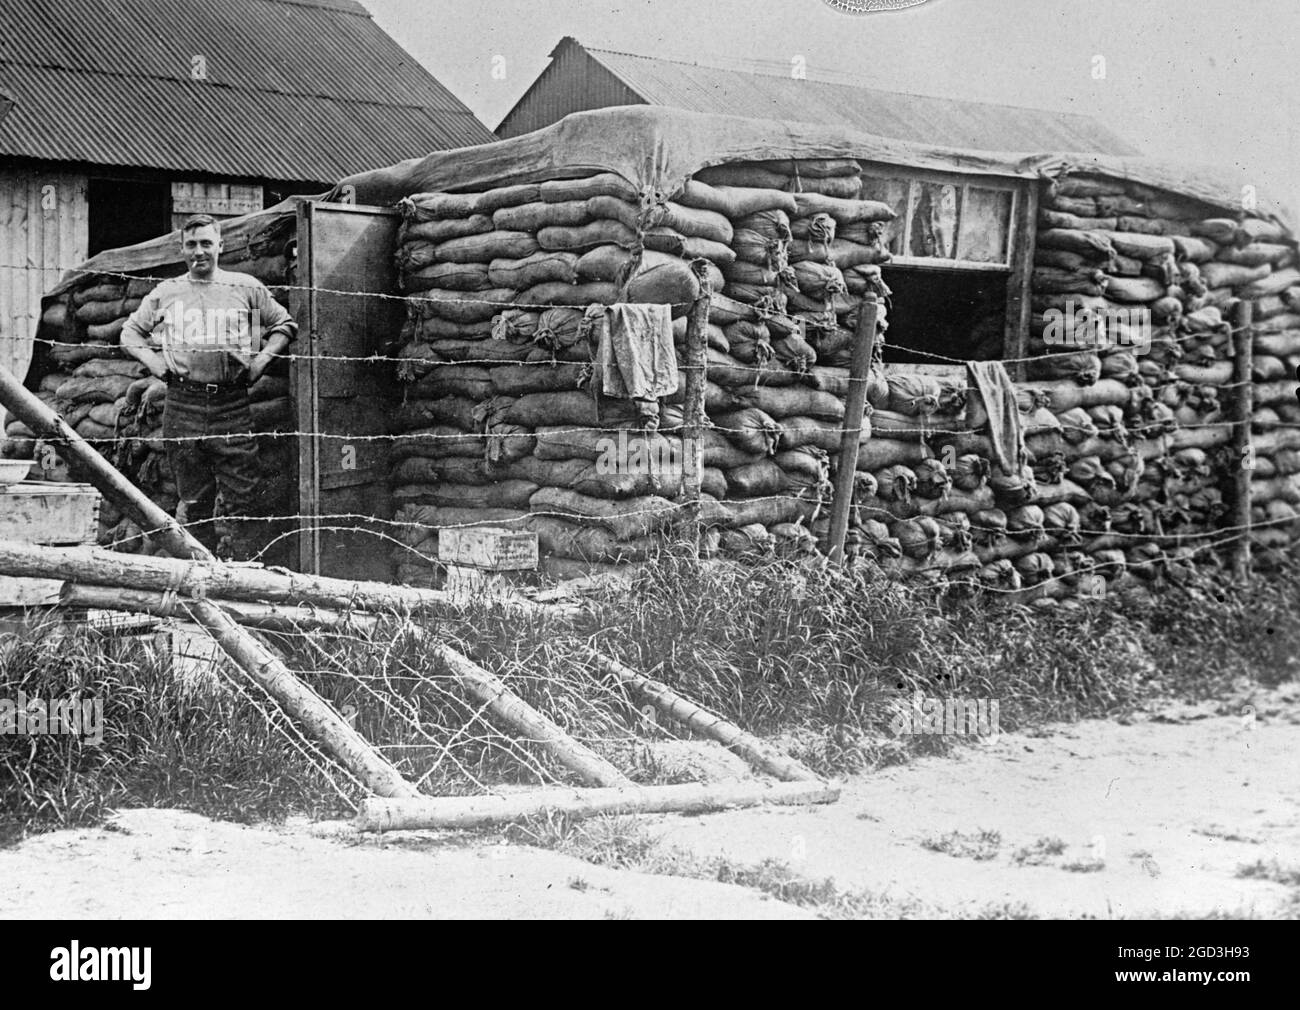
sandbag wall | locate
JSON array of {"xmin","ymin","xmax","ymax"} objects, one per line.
[
  {"xmin": 1, "ymin": 253, "xmax": 297, "ymax": 559},
  {"xmin": 386, "ymin": 160, "xmax": 1298, "ymax": 596},
  {"xmin": 385, "ymin": 160, "xmax": 924, "ymax": 584},
  {"xmin": 1024, "ymin": 173, "xmax": 1300, "ymax": 583}
]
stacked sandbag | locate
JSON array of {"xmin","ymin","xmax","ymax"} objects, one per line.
[
  {"xmin": 1246, "ymin": 272, "xmax": 1300, "ymax": 566},
  {"xmin": 1024, "ymin": 171, "xmax": 1300, "ymax": 586},
  {"xmin": 387, "ymin": 164, "xmax": 902, "ymax": 579},
  {"xmin": 390, "ymin": 176, "xmax": 700, "ymax": 578},
  {"xmin": 7, "ymin": 256, "xmax": 297, "ymax": 556}
]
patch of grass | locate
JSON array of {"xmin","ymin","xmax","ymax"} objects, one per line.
[
  {"xmin": 0, "ymin": 602, "xmax": 643, "ymax": 843},
  {"xmin": 922, "ymin": 829, "xmax": 1003, "ymax": 862},
  {"xmin": 1061, "ymin": 858, "xmax": 1106, "ymax": 874},
  {"xmin": 4, "ymin": 544, "xmax": 1297, "ymax": 843},
  {"xmin": 1012, "ymin": 836, "xmax": 1068, "ymax": 866},
  {"xmin": 506, "ymin": 812, "xmax": 925, "ymax": 919},
  {"xmin": 1236, "ymin": 859, "xmax": 1300, "ymax": 887},
  {"xmin": 975, "ymin": 902, "xmax": 1039, "ymax": 920},
  {"xmin": 0, "ymin": 613, "xmax": 351, "ymax": 844},
  {"xmin": 560, "ymin": 549, "xmax": 1300, "ymax": 777}
]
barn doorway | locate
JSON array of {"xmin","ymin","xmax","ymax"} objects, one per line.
[{"xmin": 87, "ymin": 177, "xmax": 171, "ymax": 256}]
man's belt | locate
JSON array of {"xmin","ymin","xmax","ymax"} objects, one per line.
[{"xmin": 165, "ymin": 373, "xmax": 248, "ymax": 394}]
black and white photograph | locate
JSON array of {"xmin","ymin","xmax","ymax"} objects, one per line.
[{"xmin": 0, "ymin": 0, "xmax": 1296, "ymax": 951}]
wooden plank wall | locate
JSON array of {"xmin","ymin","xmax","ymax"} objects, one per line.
[
  {"xmin": 0, "ymin": 168, "xmax": 88, "ymax": 382},
  {"xmin": 170, "ymin": 181, "xmax": 263, "ymax": 232}
]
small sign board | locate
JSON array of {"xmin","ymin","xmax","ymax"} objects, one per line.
[{"xmin": 438, "ymin": 527, "xmax": 538, "ymax": 572}]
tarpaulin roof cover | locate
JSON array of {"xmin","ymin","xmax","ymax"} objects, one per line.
[
  {"xmin": 335, "ymin": 106, "xmax": 1294, "ymax": 231},
  {"xmin": 55, "ymin": 105, "xmax": 1295, "ymax": 292}
]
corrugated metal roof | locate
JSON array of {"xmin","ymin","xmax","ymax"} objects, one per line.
[
  {"xmin": 500, "ymin": 38, "xmax": 1139, "ymax": 157},
  {"xmin": 0, "ymin": 0, "xmax": 495, "ymax": 182}
]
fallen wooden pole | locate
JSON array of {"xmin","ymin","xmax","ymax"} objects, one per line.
[
  {"xmin": 60, "ymin": 584, "xmax": 631, "ymax": 789},
  {"xmin": 354, "ymin": 779, "xmax": 840, "ymax": 832},
  {"xmin": 430, "ymin": 634, "xmax": 632, "ymax": 788},
  {"xmin": 826, "ymin": 295, "xmax": 879, "ymax": 563},
  {"xmin": 184, "ymin": 595, "xmax": 419, "ymax": 798},
  {"xmin": 0, "ymin": 539, "xmax": 460, "ymax": 612},
  {"xmin": 586, "ymin": 652, "xmax": 822, "ymax": 783}
]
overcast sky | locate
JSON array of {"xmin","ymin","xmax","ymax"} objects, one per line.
[{"xmin": 363, "ymin": 0, "xmax": 1298, "ymax": 210}]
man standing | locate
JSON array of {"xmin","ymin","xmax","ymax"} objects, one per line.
[{"xmin": 121, "ymin": 214, "xmax": 297, "ymax": 559}]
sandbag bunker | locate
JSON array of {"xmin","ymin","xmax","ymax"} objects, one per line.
[
  {"xmin": 367, "ymin": 109, "xmax": 1300, "ymax": 597},
  {"xmin": 7, "ymin": 108, "xmax": 1298, "ymax": 599}
]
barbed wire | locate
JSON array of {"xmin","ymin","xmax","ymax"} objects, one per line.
[{"xmin": 13, "ymin": 408, "xmax": 1298, "ymax": 447}]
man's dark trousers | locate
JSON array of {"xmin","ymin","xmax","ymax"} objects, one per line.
[{"xmin": 162, "ymin": 382, "xmax": 262, "ymax": 559}]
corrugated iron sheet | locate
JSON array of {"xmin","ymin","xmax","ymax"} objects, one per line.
[
  {"xmin": 500, "ymin": 39, "xmax": 1139, "ymax": 157},
  {"xmin": 0, "ymin": 0, "xmax": 495, "ymax": 182}
]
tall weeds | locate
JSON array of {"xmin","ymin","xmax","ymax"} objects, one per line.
[{"xmin": 2, "ymin": 551, "xmax": 1296, "ymax": 840}]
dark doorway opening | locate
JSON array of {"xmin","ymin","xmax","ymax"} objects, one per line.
[
  {"xmin": 87, "ymin": 177, "xmax": 171, "ymax": 256},
  {"xmin": 880, "ymin": 267, "xmax": 1009, "ymax": 365}
]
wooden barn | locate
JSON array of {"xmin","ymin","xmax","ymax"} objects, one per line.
[
  {"xmin": 0, "ymin": 0, "xmax": 494, "ymax": 382},
  {"xmin": 496, "ymin": 36, "xmax": 1139, "ymax": 157}
]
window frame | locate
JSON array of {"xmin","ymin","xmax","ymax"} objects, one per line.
[{"xmin": 858, "ymin": 163, "xmax": 1022, "ymax": 272}]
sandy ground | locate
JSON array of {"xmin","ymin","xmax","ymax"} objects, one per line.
[
  {"xmin": 652, "ymin": 692, "xmax": 1300, "ymax": 918},
  {"xmin": 2, "ymin": 683, "xmax": 1297, "ymax": 919},
  {"xmin": 0, "ymin": 808, "xmax": 808, "ymax": 920}
]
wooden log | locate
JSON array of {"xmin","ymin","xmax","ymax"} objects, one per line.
[
  {"xmin": 354, "ymin": 779, "xmax": 841, "ymax": 832},
  {"xmin": 184, "ymin": 596, "xmax": 420, "ymax": 799},
  {"xmin": 0, "ymin": 575, "xmax": 63, "ymax": 607},
  {"xmin": 0, "ymin": 540, "xmax": 465, "ymax": 612},
  {"xmin": 585, "ymin": 652, "xmax": 822, "ymax": 783},
  {"xmin": 680, "ymin": 259, "xmax": 713, "ymax": 526},
  {"xmin": 59, "ymin": 584, "xmax": 631, "ymax": 789},
  {"xmin": 826, "ymin": 294, "xmax": 879, "ymax": 563},
  {"xmin": 427, "ymin": 638, "xmax": 631, "ymax": 788},
  {"xmin": 1232, "ymin": 299, "xmax": 1254, "ymax": 581}
]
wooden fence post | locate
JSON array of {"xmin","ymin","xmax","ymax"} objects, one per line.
[
  {"xmin": 1231, "ymin": 299, "xmax": 1254, "ymax": 582},
  {"xmin": 826, "ymin": 295, "xmax": 879, "ymax": 564},
  {"xmin": 680, "ymin": 260, "xmax": 713, "ymax": 533}
]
